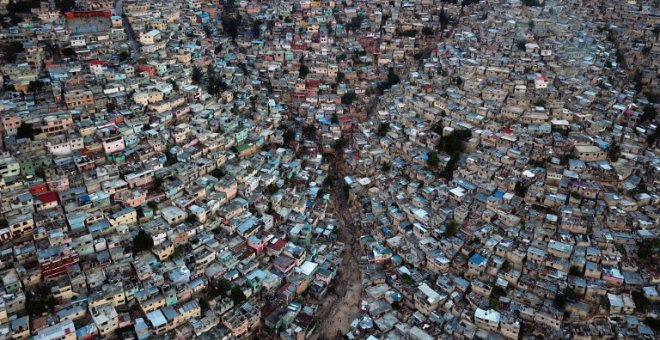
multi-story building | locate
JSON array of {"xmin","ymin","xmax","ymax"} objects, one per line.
[
  {"xmin": 221, "ymin": 303, "xmax": 261, "ymax": 337},
  {"xmin": 37, "ymin": 245, "xmax": 80, "ymax": 280}
]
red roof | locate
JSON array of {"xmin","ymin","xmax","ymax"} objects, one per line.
[
  {"xmin": 89, "ymin": 59, "xmax": 104, "ymax": 65},
  {"xmin": 38, "ymin": 192, "xmax": 58, "ymax": 204},
  {"xmin": 305, "ymin": 79, "xmax": 320, "ymax": 88},
  {"xmin": 268, "ymin": 239, "xmax": 287, "ymax": 251},
  {"xmin": 29, "ymin": 183, "xmax": 49, "ymax": 195},
  {"xmin": 338, "ymin": 116, "xmax": 352, "ymax": 124}
]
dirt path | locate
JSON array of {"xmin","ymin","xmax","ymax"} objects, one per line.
[{"xmin": 314, "ymin": 150, "xmax": 363, "ymax": 339}]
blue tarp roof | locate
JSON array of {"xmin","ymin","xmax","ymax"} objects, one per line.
[{"xmin": 469, "ymin": 253, "xmax": 487, "ymax": 266}]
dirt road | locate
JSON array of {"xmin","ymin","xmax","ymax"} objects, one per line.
[{"xmin": 314, "ymin": 149, "xmax": 364, "ymax": 339}]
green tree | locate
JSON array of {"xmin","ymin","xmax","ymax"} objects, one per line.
[
  {"xmin": 299, "ymin": 62, "xmax": 310, "ymax": 78},
  {"xmin": 387, "ymin": 67, "xmax": 400, "ymax": 86},
  {"xmin": 377, "ymin": 68, "xmax": 401, "ymax": 92},
  {"xmin": 27, "ymin": 80, "xmax": 43, "ymax": 93},
  {"xmin": 563, "ymin": 287, "xmax": 576, "ymax": 301},
  {"xmin": 266, "ymin": 183, "xmax": 278, "ymax": 195},
  {"xmin": 25, "ymin": 291, "xmax": 47, "ymax": 316},
  {"xmin": 202, "ymin": 25, "xmax": 212, "ymax": 37},
  {"xmin": 378, "ymin": 122, "xmax": 390, "ymax": 137},
  {"xmin": 333, "ymin": 137, "xmax": 347, "ymax": 151},
  {"xmin": 341, "ymin": 92, "xmax": 357, "ymax": 106},
  {"xmin": 569, "ymin": 265, "xmax": 582, "ymax": 276},
  {"xmin": 207, "ymin": 73, "xmax": 227, "ymax": 96},
  {"xmin": 54, "ymin": 0, "xmax": 75, "ymax": 13},
  {"xmin": 211, "ymin": 168, "xmax": 226, "ymax": 179},
  {"xmin": 639, "ymin": 105, "xmax": 657, "ymax": 123},
  {"xmin": 440, "ymin": 154, "xmax": 459, "ymax": 179},
  {"xmin": 230, "ymin": 286, "xmax": 246, "ymax": 305},
  {"xmin": 638, "ymin": 238, "xmax": 660, "ymax": 262},
  {"xmin": 491, "ymin": 285, "xmax": 507, "ymax": 299},
  {"xmin": 514, "ymin": 182, "xmax": 529, "ymax": 198},
  {"xmin": 461, "ymin": 0, "xmax": 480, "ymax": 6},
  {"xmin": 168, "ymin": 79, "xmax": 178, "ymax": 91},
  {"xmin": 400, "ymin": 273, "xmax": 414, "ymax": 285},
  {"xmin": 554, "ymin": 291, "xmax": 567, "ymax": 309},
  {"xmin": 322, "ymin": 175, "xmax": 335, "ymax": 187},
  {"xmin": 444, "ymin": 220, "xmax": 457, "ymax": 237},
  {"xmin": 216, "ymin": 279, "xmax": 232, "ymax": 296},
  {"xmin": 439, "ymin": 8, "xmax": 451, "ymax": 28},
  {"xmin": 522, "ymin": 0, "xmax": 544, "ymax": 7},
  {"xmin": 191, "ymin": 66, "xmax": 203, "ymax": 84},
  {"xmin": 132, "ymin": 230, "xmax": 154, "ymax": 254},
  {"xmin": 347, "ymin": 14, "xmax": 365, "ymax": 31},
  {"xmin": 16, "ymin": 123, "xmax": 35, "ymax": 140},
  {"xmin": 0, "ymin": 41, "xmax": 24, "ymax": 63},
  {"xmin": 221, "ymin": 14, "xmax": 239, "ymax": 39},
  {"xmin": 646, "ymin": 318, "xmax": 660, "ymax": 332},
  {"xmin": 436, "ymin": 129, "xmax": 471, "ymax": 155},
  {"xmin": 206, "ymin": 278, "xmax": 232, "ymax": 298},
  {"xmin": 165, "ymin": 152, "xmax": 178, "ymax": 165},
  {"xmin": 615, "ymin": 50, "xmax": 626, "ymax": 68},
  {"xmin": 283, "ymin": 129, "xmax": 296, "ymax": 144},
  {"xmin": 632, "ymin": 290, "xmax": 650, "ymax": 313},
  {"xmin": 489, "ymin": 298, "xmax": 499, "ymax": 310},
  {"xmin": 336, "ymin": 71, "xmax": 345, "ymax": 83},
  {"xmin": 608, "ymin": 142, "xmax": 621, "ymax": 162},
  {"xmin": 185, "ymin": 214, "xmax": 197, "ymax": 224},
  {"xmin": 61, "ymin": 47, "xmax": 76, "ymax": 58},
  {"xmin": 398, "ymin": 29, "xmax": 417, "ymax": 37},
  {"xmin": 252, "ymin": 20, "xmax": 262, "ymax": 38},
  {"xmin": 303, "ymin": 125, "xmax": 317, "ymax": 139},
  {"xmin": 426, "ymin": 151, "xmax": 439, "ymax": 167},
  {"xmin": 46, "ymin": 295, "xmax": 58, "ymax": 310},
  {"xmin": 432, "ymin": 120, "xmax": 444, "ymax": 135}
]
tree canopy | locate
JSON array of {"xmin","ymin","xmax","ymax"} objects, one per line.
[
  {"xmin": 283, "ymin": 129, "xmax": 296, "ymax": 145},
  {"xmin": 377, "ymin": 122, "xmax": 390, "ymax": 137},
  {"xmin": 341, "ymin": 92, "xmax": 357, "ymax": 106},
  {"xmin": 230, "ymin": 286, "xmax": 246, "ymax": 305},
  {"xmin": 54, "ymin": 0, "xmax": 75, "ymax": 13},
  {"xmin": 191, "ymin": 66, "xmax": 203, "ymax": 84},
  {"xmin": 221, "ymin": 14, "xmax": 240, "ymax": 39},
  {"xmin": 132, "ymin": 230, "xmax": 154, "ymax": 254},
  {"xmin": 639, "ymin": 105, "xmax": 657, "ymax": 123},
  {"xmin": 377, "ymin": 68, "xmax": 400, "ymax": 92},
  {"xmin": 426, "ymin": 151, "xmax": 439, "ymax": 167},
  {"xmin": 298, "ymin": 57, "xmax": 310, "ymax": 78},
  {"xmin": 0, "ymin": 41, "xmax": 24, "ymax": 63},
  {"xmin": 252, "ymin": 20, "xmax": 262, "ymax": 38},
  {"xmin": 16, "ymin": 123, "xmax": 35, "ymax": 140}
]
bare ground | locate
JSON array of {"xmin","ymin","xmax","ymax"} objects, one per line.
[{"xmin": 314, "ymin": 153, "xmax": 363, "ymax": 340}]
